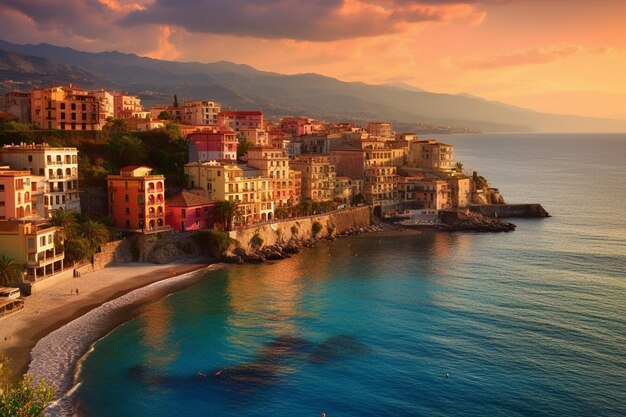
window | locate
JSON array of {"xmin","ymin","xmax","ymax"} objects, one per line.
[
  {"xmin": 0, "ymin": 184, "xmax": 3, "ymax": 191},
  {"xmin": 60, "ymin": 103, "xmax": 65, "ymax": 110},
  {"xmin": 71, "ymin": 103, "xmax": 76, "ymax": 110},
  {"xmin": 196, "ymin": 208, "xmax": 200, "ymax": 217},
  {"xmin": 28, "ymin": 238, "xmax": 34, "ymax": 249},
  {"xmin": 125, "ymin": 194, "xmax": 129, "ymax": 202},
  {"xmin": 40, "ymin": 236, "xmax": 46, "ymax": 246},
  {"xmin": 28, "ymin": 155, "xmax": 32, "ymax": 162},
  {"xmin": 125, "ymin": 207, "xmax": 130, "ymax": 215},
  {"xmin": 181, "ymin": 209, "xmax": 186, "ymax": 217},
  {"xmin": 48, "ymin": 235, "xmax": 52, "ymax": 244}
]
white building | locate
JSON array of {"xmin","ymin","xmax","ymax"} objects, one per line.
[
  {"xmin": 0, "ymin": 143, "xmax": 81, "ymax": 217},
  {"xmin": 184, "ymin": 100, "xmax": 221, "ymax": 125}
]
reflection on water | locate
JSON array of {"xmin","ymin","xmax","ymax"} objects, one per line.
[{"xmin": 139, "ymin": 300, "xmax": 177, "ymax": 370}]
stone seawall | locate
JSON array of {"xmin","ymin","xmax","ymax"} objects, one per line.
[
  {"xmin": 230, "ymin": 206, "xmax": 372, "ymax": 251},
  {"xmin": 469, "ymin": 204, "xmax": 550, "ymax": 218}
]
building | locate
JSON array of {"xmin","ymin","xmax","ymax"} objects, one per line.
[
  {"xmin": 330, "ymin": 143, "xmax": 398, "ymax": 206},
  {"xmin": 335, "ymin": 176, "xmax": 364, "ymax": 205},
  {"xmin": 113, "ymin": 94, "xmax": 147, "ymax": 119},
  {"xmin": 397, "ymin": 176, "xmax": 449, "ymax": 209},
  {"xmin": 30, "ymin": 86, "xmax": 100, "ymax": 131},
  {"xmin": 0, "ymin": 168, "xmax": 39, "ymax": 220},
  {"xmin": 299, "ymin": 135, "xmax": 330, "ymax": 155},
  {"xmin": 165, "ymin": 190, "xmax": 217, "ymax": 232},
  {"xmin": 0, "ymin": 143, "xmax": 80, "ymax": 216},
  {"xmin": 246, "ymin": 146, "xmax": 292, "ymax": 206},
  {"xmin": 366, "ymin": 122, "xmax": 394, "ymax": 140},
  {"xmin": 188, "ymin": 128, "xmax": 238, "ymax": 162},
  {"xmin": 0, "ymin": 220, "xmax": 64, "ymax": 282},
  {"xmin": 107, "ymin": 166, "xmax": 166, "ymax": 232},
  {"xmin": 183, "ymin": 100, "xmax": 221, "ymax": 125},
  {"xmin": 239, "ymin": 128, "xmax": 269, "ymax": 147},
  {"xmin": 407, "ymin": 140, "xmax": 454, "ymax": 171},
  {"xmin": 3, "ymin": 91, "xmax": 31, "ymax": 123},
  {"xmin": 280, "ymin": 117, "xmax": 316, "ymax": 137},
  {"xmin": 291, "ymin": 155, "xmax": 337, "ymax": 201},
  {"xmin": 218, "ymin": 111, "xmax": 263, "ymax": 130},
  {"xmin": 91, "ymin": 89, "xmax": 115, "ymax": 127},
  {"xmin": 149, "ymin": 105, "xmax": 184, "ymax": 123},
  {"xmin": 184, "ymin": 161, "xmax": 275, "ymax": 225}
]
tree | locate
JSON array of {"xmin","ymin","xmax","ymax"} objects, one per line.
[
  {"xmin": 353, "ymin": 193, "xmax": 366, "ymax": 205},
  {"xmin": 455, "ymin": 161, "xmax": 464, "ymax": 173},
  {"xmin": 237, "ymin": 138, "xmax": 253, "ymax": 159},
  {"xmin": 157, "ymin": 111, "xmax": 170, "ymax": 120},
  {"xmin": 216, "ymin": 200, "xmax": 241, "ymax": 231},
  {"xmin": 107, "ymin": 135, "xmax": 147, "ymax": 168},
  {"xmin": 63, "ymin": 236, "xmax": 92, "ymax": 264},
  {"xmin": 49, "ymin": 210, "xmax": 78, "ymax": 242},
  {"xmin": 80, "ymin": 220, "xmax": 110, "ymax": 255},
  {"xmin": 0, "ymin": 354, "xmax": 55, "ymax": 417},
  {"xmin": 107, "ymin": 119, "xmax": 129, "ymax": 133},
  {"xmin": 173, "ymin": 94, "xmax": 179, "ymax": 108},
  {"xmin": 0, "ymin": 256, "xmax": 23, "ymax": 287}
]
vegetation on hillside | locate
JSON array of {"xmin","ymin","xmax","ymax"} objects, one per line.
[{"xmin": 48, "ymin": 210, "xmax": 113, "ymax": 264}]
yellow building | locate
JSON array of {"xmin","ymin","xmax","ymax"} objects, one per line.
[
  {"xmin": 407, "ymin": 140, "xmax": 454, "ymax": 171},
  {"xmin": 0, "ymin": 221, "xmax": 64, "ymax": 282},
  {"xmin": 31, "ymin": 86, "xmax": 100, "ymax": 131},
  {"xmin": 246, "ymin": 146, "xmax": 293, "ymax": 206},
  {"xmin": 290, "ymin": 155, "xmax": 336, "ymax": 201},
  {"xmin": 185, "ymin": 161, "xmax": 275, "ymax": 224}
]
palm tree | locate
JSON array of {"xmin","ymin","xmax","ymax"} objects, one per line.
[
  {"xmin": 63, "ymin": 236, "xmax": 92, "ymax": 264},
  {"xmin": 49, "ymin": 209, "xmax": 78, "ymax": 242},
  {"xmin": 216, "ymin": 200, "xmax": 241, "ymax": 231},
  {"xmin": 0, "ymin": 255, "xmax": 24, "ymax": 287},
  {"xmin": 108, "ymin": 118, "xmax": 129, "ymax": 133},
  {"xmin": 455, "ymin": 161, "xmax": 464, "ymax": 173},
  {"xmin": 80, "ymin": 220, "xmax": 111, "ymax": 255},
  {"xmin": 237, "ymin": 138, "xmax": 253, "ymax": 160}
]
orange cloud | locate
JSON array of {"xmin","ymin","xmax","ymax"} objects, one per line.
[{"xmin": 458, "ymin": 44, "xmax": 611, "ymax": 70}]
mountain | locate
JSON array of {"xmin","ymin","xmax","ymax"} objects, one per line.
[{"xmin": 1, "ymin": 39, "xmax": 625, "ymax": 133}]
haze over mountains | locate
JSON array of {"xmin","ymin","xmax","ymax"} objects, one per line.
[{"xmin": 1, "ymin": 39, "xmax": 625, "ymax": 133}]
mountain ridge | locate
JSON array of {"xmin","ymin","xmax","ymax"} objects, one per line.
[{"xmin": 1, "ymin": 39, "xmax": 625, "ymax": 133}]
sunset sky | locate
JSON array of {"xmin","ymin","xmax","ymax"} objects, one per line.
[{"xmin": 1, "ymin": 0, "xmax": 625, "ymax": 119}]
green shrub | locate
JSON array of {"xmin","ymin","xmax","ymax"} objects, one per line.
[{"xmin": 312, "ymin": 221, "xmax": 323, "ymax": 236}]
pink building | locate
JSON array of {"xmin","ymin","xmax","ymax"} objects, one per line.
[
  {"xmin": 218, "ymin": 111, "xmax": 263, "ymax": 130},
  {"xmin": 188, "ymin": 128, "xmax": 238, "ymax": 162},
  {"xmin": 280, "ymin": 117, "xmax": 315, "ymax": 137},
  {"xmin": 165, "ymin": 191, "xmax": 217, "ymax": 232}
]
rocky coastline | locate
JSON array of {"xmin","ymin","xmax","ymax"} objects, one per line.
[{"xmin": 437, "ymin": 210, "xmax": 516, "ymax": 232}]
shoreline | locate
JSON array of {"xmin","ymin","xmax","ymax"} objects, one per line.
[{"xmin": 0, "ymin": 260, "xmax": 213, "ymax": 381}]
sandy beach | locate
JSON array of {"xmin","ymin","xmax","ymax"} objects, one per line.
[{"xmin": 0, "ymin": 260, "xmax": 212, "ymax": 380}]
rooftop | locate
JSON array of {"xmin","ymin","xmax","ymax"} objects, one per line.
[{"xmin": 166, "ymin": 190, "xmax": 215, "ymax": 208}]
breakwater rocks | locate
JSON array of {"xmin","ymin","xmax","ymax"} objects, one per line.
[
  {"xmin": 438, "ymin": 211, "xmax": 516, "ymax": 232},
  {"xmin": 221, "ymin": 225, "xmax": 387, "ymax": 264},
  {"xmin": 469, "ymin": 204, "xmax": 550, "ymax": 218}
]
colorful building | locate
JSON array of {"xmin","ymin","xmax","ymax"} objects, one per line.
[
  {"xmin": 246, "ymin": 146, "xmax": 292, "ymax": 206},
  {"xmin": 0, "ymin": 168, "xmax": 39, "ymax": 220},
  {"xmin": 0, "ymin": 220, "xmax": 64, "ymax": 282},
  {"xmin": 188, "ymin": 128, "xmax": 238, "ymax": 162},
  {"xmin": 184, "ymin": 161, "xmax": 275, "ymax": 225},
  {"xmin": 183, "ymin": 100, "xmax": 221, "ymax": 125},
  {"xmin": 113, "ymin": 94, "xmax": 147, "ymax": 119},
  {"xmin": 218, "ymin": 111, "xmax": 263, "ymax": 130},
  {"xmin": 165, "ymin": 190, "xmax": 217, "ymax": 232},
  {"xmin": 290, "ymin": 155, "xmax": 337, "ymax": 201},
  {"xmin": 107, "ymin": 166, "xmax": 166, "ymax": 232},
  {"xmin": 407, "ymin": 140, "xmax": 454, "ymax": 171},
  {"xmin": 0, "ymin": 143, "xmax": 80, "ymax": 216},
  {"xmin": 30, "ymin": 86, "xmax": 100, "ymax": 131}
]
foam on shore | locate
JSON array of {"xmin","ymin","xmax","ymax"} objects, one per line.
[{"xmin": 28, "ymin": 263, "xmax": 225, "ymax": 416}]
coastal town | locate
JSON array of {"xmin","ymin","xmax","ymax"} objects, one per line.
[{"xmin": 0, "ymin": 84, "xmax": 542, "ymax": 393}]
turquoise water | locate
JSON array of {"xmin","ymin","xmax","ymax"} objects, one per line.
[{"xmin": 75, "ymin": 134, "xmax": 626, "ymax": 416}]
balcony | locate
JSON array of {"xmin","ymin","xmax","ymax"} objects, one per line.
[{"xmin": 27, "ymin": 251, "xmax": 64, "ymax": 267}]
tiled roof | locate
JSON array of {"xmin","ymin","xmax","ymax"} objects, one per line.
[{"xmin": 166, "ymin": 190, "xmax": 215, "ymax": 207}]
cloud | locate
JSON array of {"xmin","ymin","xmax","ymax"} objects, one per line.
[
  {"xmin": 119, "ymin": 0, "xmax": 489, "ymax": 41},
  {"xmin": 458, "ymin": 45, "xmax": 611, "ymax": 70}
]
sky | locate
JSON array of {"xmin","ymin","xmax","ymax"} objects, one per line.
[{"xmin": 1, "ymin": 0, "xmax": 625, "ymax": 120}]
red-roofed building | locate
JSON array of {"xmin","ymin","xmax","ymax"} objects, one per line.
[
  {"xmin": 188, "ymin": 128, "xmax": 238, "ymax": 162},
  {"xmin": 218, "ymin": 110, "xmax": 263, "ymax": 130},
  {"xmin": 165, "ymin": 190, "xmax": 217, "ymax": 232}
]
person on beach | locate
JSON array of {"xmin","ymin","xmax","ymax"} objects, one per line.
[{"xmin": 76, "ymin": 288, "xmax": 79, "ymax": 295}]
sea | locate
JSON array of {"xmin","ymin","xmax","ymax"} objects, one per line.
[{"xmin": 36, "ymin": 133, "xmax": 626, "ymax": 417}]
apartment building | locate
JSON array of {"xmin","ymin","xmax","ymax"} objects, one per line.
[
  {"xmin": 184, "ymin": 161, "xmax": 275, "ymax": 225},
  {"xmin": 218, "ymin": 111, "xmax": 263, "ymax": 130},
  {"xmin": 107, "ymin": 166, "xmax": 166, "ymax": 232},
  {"xmin": 113, "ymin": 94, "xmax": 147, "ymax": 119},
  {"xmin": 0, "ymin": 143, "xmax": 80, "ymax": 216},
  {"xmin": 407, "ymin": 140, "xmax": 454, "ymax": 171},
  {"xmin": 188, "ymin": 128, "xmax": 238, "ymax": 162},
  {"xmin": 366, "ymin": 122, "xmax": 394, "ymax": 141},
  {"xmin": 0, "ymin": 168, "xmax": 40, "ymax": 220},
  {"xmin": 165, "ymin": 190, "xmax": 217, "ymax": 232},
  {"xmin": 0, "ymin": 221, "xmax": 64, "ymax": 282},
  {"xmin": 246, "ymin": 146, "xmax": 292, "ymax": 206},
  {"xmin": 183, "ymin": 100, "xmax": 221, "ymax": 125},
  {"xmin": 290, "ymin": 155, "xmax": 337, "ymax": 201},
  {"xmin": 31, "ymin": 86, "xmax": 100, "ymax": 130}
]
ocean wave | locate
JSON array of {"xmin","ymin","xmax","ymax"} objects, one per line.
[{"xmin": 28, "ymin": 263, "xmax": 225, "ymax": 417}]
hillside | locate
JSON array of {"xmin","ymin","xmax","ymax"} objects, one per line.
[{"xmin": 1, "ymin": 40, "xmax": 626, "ymax": 133}]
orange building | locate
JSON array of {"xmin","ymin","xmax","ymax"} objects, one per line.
[
  {"xmin": 30, "ymin": 85, "xmax": 100, "ymax": 131},
  {"xmin": 107, "ymin": 166, "xmax": 166, "ymax": 232},
  {"xmin": 0, "ymin": 168, "xmax": 38, "ymax": 220}
]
